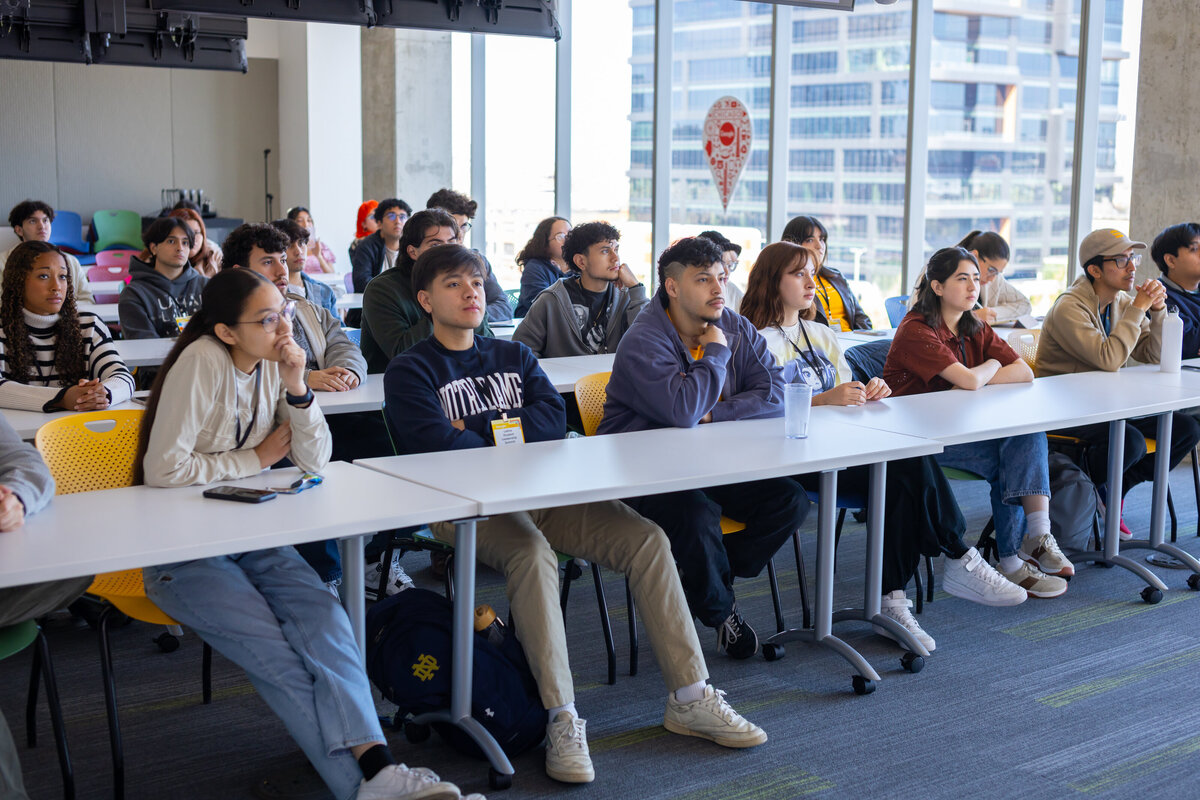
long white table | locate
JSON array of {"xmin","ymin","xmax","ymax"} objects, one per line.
[
  {"xmin": 0, "ymin": 462, "xmax": 477, "ymax": 655},
  {"xmin": 335, "ymin": 293, "xmax": 362, "ymax": 311},
  {"xmin": 356, "ymin": 417, "xmax": 942, "ymax": 781},
  {"xmin": 818, "ymin": 370, "xmax": 1200, "ymax": 596},
  {"xmin": 114, "ymin": 337, "xmax": 174, "ymax": 367},
  {"xmin": 79, "ymin": 302, "xmax": 120, "ymax": 325}
]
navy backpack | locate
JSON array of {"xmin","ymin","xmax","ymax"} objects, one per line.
[{"xmin": 365, "ymin": 588, "xmax": 545, "ymax": 758}]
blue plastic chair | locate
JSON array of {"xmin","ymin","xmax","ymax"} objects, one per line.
[
  {"xmin": 343, "ymin": 327, "xmax": 362, "ymax": 346},
  {"xmin": 49, "ymin": 210, "xmax": 96, "ymax": 265},
  {"xmin": 884, "ymin": 295, "xmax": 910, "ymax": 327}
]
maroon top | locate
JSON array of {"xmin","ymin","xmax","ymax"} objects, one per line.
[{"xmin": 883, "ymin": 310, "xmax": 1018, "ymax": 396}]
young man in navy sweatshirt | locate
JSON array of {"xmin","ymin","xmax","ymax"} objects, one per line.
[
  {"xmin": 599, "ymin": 237, "xmax": 809, "ymax": 660},
  {"xmin": 1153, "ymin": 222, "xmax": 1200, "ymax": 360},
  {"xmin": 385, "ymin": 244, "xmax": 766, "ymax": 785}
]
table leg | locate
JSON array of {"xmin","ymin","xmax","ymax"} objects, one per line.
[
  {"xmin": 410, "ymin": 518, "xmax": 514, "ymax": 781},
  {"xmin": 1120, "ymin": 412, "xmax": 1200, "ymax": 575},
  {"xmin": 766, "ymin": 469, "xmax": 883, "ymax": 689},
  {"xmin": 1066, "ymin": 419, "xmax": 1168, "ymax": 595},
  {"xmin": 341, "ymin": 534, "xmax": 367, "ymax": 662}
]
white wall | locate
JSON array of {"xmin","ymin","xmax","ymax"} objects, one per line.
[{"xmin": 0, "ymin": 58, "xmax": 280, "ymax": 237}]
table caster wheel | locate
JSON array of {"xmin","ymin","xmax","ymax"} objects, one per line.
[
  {"xmin": 404, "ymin": 722, "xmax": 431, "ymax": 744},
  {"xmin": 152, "ymin": 632, "xmax": 179, "ymax": 653},
  {"xmin": 852, "ymin": 675, "xmax": 876, "ymax": 695},
  {"xmin": 1188, "ymin": 574, "xmax": 1200, "ymax": 591},
  {"xmin": 762, "ymin": 643, "xmax": 785, "ymax": 661},
  {"xmin": 1141, "ymin": 586, "xmax": 1163, "ymax": 604},
  {"xmin": 488, "ymin": 767, "xmax": 513, "ymax": 790},
  {"xmin": 900, "ymin": 652, "xmax": 924, "ymax": 673}
]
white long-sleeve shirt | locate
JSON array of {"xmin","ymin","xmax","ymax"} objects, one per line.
[
  {"xmin": 142, "ymin": 335, "xmax": 331, "ymax": 487},
  {"xmin": 0, "ymin": 309, "xmax": 134, "ymax": 411}
]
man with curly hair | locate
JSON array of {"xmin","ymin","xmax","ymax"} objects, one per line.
[
  {"xmin": 426, "ymin": 188, "xmax": 512, "ymax": 323},
  {"xmin": 118, "ymin": 216, "xmax": 207, "ymax": 339},
  {"xmin": 1, "ymin": 200, "xmax": 93, "ymax": 303},
  {"xmin": 600, "ymin": 237, "xmax": 809, "ymax": 660},
  {"xmin": 513, "ymin": 221, "xmax": 647, "ymax": 357}
]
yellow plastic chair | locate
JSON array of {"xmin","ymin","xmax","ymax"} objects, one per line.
[
  {"xmin": 36, "ymin": 409, "xmax": 211, "ymax": 800},
  {"xmin": 1006, "ymin": 329, "xmax": 1039, "ymax": 371},
  {"xmin": 574, "ymin": 372, "xmax": 798, "ymax": 637}
]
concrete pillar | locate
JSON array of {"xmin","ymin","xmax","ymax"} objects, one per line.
[
  {"xmin": 359, "ymin": 28, "xmax": 454, "ymax": 211},
  {"xmin": 1130, "ymin": 0, "xmax": 1200, "ymax": 281},
  {"xmin": 277, "ymin": 21, "xmax": 363, "ymax": 265}
]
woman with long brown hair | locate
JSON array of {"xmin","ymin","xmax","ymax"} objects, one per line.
[
  {"xmin": 0, "ymin": 241, "xmax": 134, "ymax": 411},
  {"xmin": 514, "ymin": 216, "xmax": 571, "ymax": 317}
]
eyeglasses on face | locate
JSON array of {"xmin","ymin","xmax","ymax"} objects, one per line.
[
  {"xmin": 1104, "ymin": 253, "xmax": 1142, "ymax": 271},
  {"xmin": 232, "ymin": 300, "xmax": 297, "ymax": 332},
  {"xmin": 384, "ymin": 212, "xmax": 408, "ymax": 222}
]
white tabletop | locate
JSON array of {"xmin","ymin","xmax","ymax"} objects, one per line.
[
  {"xmin": 538, "ymin": 353, "xmax": 616, "ymax": 392},
  {"xmin": 79, "ymin": 302, "xmax": 119, "ymax": 324},
  {"xmin": 836, "ymin": 328, "xmax": 895, "ymax": 347},
  {"xmin": 356, "ymin": 417, "xmax": 941, "ymax": 516},
  {"xmin": 816, "ymin": 370, "xmax": 1200, "ymax": 447},
  {"xmin": 309, "ymin": 272, "xmax": 347, "ymax": 286},
  {"xmin": 490, "ymin": 318, "xmax": 521, "ymax": 341},
  {"xmin": 0, "ymin": 461, "xmax": 477, "ymax": 589},
  {"xmin": 114, "ymin": 337, "xmax": 175, "ymax": 367},
  {"xmin": 90, "ymin": 280, "xmax": 125, "ymax": 296},
  {"xmin": 336, "ymin": 293, "xmax": 363, "ymax": 311}
]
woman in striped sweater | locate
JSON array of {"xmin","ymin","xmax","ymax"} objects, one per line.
[{"xmin": 0, "ymin": 241, "xmax": 134, "ymax": 412}]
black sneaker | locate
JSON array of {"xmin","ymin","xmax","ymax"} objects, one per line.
[{"xmin": 716, "ymin": 608, "xmax": 759, "ymax": 659}]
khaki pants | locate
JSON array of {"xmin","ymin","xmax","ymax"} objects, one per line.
[{"xmin": 434, "ymin": 500, "xmax": 707, "ymax": 709}]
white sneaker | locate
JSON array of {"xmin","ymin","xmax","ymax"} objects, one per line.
[
  {"xmin": 942, "ymin": 547, "xmax": 1028, "ymax": 607},
  {"xmin": 367, "ymin": 552, "xmax": 415, "ymax": 600},
  {"xmin": 663, "ymin": 685, "xmax": 767, "ymax": 748},
  {"xmin": 324, "ymin": 578, "xmax": 341, "ymax": 601},
  {"xmin": 545, "ymin": 712, "xmax": 594, "ymax": 783},
  {"xmin": 356, "ymin": 763, "xmax": 464, "ymax": 800},
  {"xmin": 872, "ymin": 590, "xmax": 935, "ymax": 652},
  {"xmin": 1020, "ymin": 532, "xmax": 1075, "ymax": 577}
]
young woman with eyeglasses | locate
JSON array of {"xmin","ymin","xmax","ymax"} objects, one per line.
[
  {"xmin": 514, "ymin": 216, "xmax": 571, "ymax": 317},
  {"xmin": 134, "ymin": 268, "xmax": 475, "ymax": 800},
  {"xmin": 741, "ymin": 242, "xmax": 1026, "ymax": 653}
]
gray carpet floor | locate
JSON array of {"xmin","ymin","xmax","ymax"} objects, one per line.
[{"xmin": 6, "ymin": 466, "xmax": 1200, "ymax": 800}]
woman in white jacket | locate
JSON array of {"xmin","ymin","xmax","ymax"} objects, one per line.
[{"xmin": 136, "ymin": 269, "xmax": 477, "ymax": 800}]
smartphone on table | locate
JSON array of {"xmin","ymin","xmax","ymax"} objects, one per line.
[{"xmin": 202, "ymin": 486, "xmax": 277, "ymax": 504}]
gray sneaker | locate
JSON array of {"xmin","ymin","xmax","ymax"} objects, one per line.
[
  {"xmin": 1000, "ymin": 561, "xmax": 1068, "ymax": 599},
  {"xmin": 942, "ymin": 547, "xmax": 1028, "ymax": 607}
]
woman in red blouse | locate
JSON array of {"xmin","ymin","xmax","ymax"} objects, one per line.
[{"xmin": 884, "ymin": 247, "xmax": 1073, "ymax": 599}]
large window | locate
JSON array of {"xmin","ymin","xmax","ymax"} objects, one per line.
[{"xmin": 783, "ymin": 0, "xmax": 913, "ymax": 323}]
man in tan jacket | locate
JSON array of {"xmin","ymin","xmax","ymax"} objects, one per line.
[{"xmin": 1037, "ymin": 228, "xmax": 1200, "ymax": 537}]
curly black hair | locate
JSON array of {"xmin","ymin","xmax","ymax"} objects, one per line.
[
  {"xmin": 426, "ymin": 189, "xmax": 477, "ymax": 218},
  {"xmin": 698, "ymin": 229, "xmax": 742, "ymax": 256},
  {"xmin": 221, "ymin": 223, "xmax": 291, "ymax": 271},
  {"xmin": 0, "ymin": 241, "xmax": 86, "ymax": 387},
  {"xmin": 375, "ymin": 198, "xmax": 413, "ymax": 223},
  {"xmin": 657, "ymin": 237, "xmax": 723, "ymax": 287},
  {"xmin": 562, "ymin": 222, "xmax": 620, "ymax": 272},
  {"xmin": 8, "ymin": 200, "xmax": 54, "ymax": 229}
]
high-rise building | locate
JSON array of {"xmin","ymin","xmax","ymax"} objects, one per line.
[{"xmin": 629, "ymin": 0, "xmax": 1135, "ymax": 309}]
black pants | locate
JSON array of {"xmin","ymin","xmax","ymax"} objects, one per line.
[
  {"xmin": 1055, "ymin": 412, "xmax": 1200, "ymax": 495},
  {"xmin": 625, "ymin": 478, "xmax": 808, "ymax": 628},
  {"xmin": 793, "ymin": 455, "xmax": 968, "ymax": 594}
]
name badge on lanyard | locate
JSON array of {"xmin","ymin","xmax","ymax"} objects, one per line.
[{"xmin": 491, "ymin": 414, "xmax": 525, "ymax": 446}]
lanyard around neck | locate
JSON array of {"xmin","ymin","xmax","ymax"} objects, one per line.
[{"xmin": 234, "ymin": 363, "xmax": 263, "ymax": 451}]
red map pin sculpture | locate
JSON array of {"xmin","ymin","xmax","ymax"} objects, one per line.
[{"xmin": 703, "ymin": 96, "xmax": 751, "ymax": 212}]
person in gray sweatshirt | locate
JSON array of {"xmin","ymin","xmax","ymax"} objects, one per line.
[
  {"xmin": 118, "ymin": 217, "xmax": 208, "ymax": 339},
  {"xmin": 513, "ymin": 221, "xmax": 648, "ymax": 358}
]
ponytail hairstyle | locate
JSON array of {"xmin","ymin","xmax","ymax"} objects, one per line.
[
  {"xmin": 739, "ymin": 241, "xmax": 812, "ymax": 329},
  {"xmin": 0, "ymin": 241, "xmax": 86, "ymax": 387},
  {"xmin": 955, "ymin": 230, "xmax": 1010, "ymax": 263},
  {"xmin": 135, "ymin": 269, "xmax": 275, "ymax": 483},
  {"xmin": 912, "ymin": 246, "xmax": 983, "ymax": 339},
  {"xmin": 780, "ymin": 215, "xmax": 828, "ymax": 269}
]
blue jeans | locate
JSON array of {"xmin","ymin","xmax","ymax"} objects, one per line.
[
  {"xmin": 936, "ymin": 433, "xmax": 1051, "ymax": 558},
  {"xmin": 144, "ymin": 547, "xmax": 382, "ymax": 800}
]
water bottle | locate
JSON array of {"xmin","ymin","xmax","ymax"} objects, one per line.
[
  {"xmin": 474, "ymin": 604, "xmax": 506, "ymax": 647},
  {"xmin": 1162, "ymin": 307, "xmax": 1183, "ymax": 374}
]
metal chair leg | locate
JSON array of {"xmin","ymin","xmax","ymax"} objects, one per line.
[
  {"xmin": 202, "ymin": 643, "xmax": 213, "ymax": 705},
  {"xmin": 590, "ymin": 563, "xmax": 617, "ymax": 686},
  {"xmin": 913, "ymin": 567, "xmax": 923, "ymax": 615},
  {"xmin": 625, "ymin": 578, "xmax": 638, "ymax": 677},
  {"xmin": 792, "ymin": 531, "xmax": 810, "ymax": 630},
  {"xmin": 26, "ymin": 635, "xmax": 41, "ymax": 747},
  {"xmin": 924, "ymin": 556, "xmax": 935, "ymax": 604},
  {"xmin": 1192, "ymin": 446, "xmax": 1200, "ymax": 536},
  {"xmin": 766, "ymin": 558, "xmax": 785, "ymax": 633},
  {"xmin": 1168, "ymin": 486, "xmax": 1178, "ymax": 543},
  {"xmin": 35, "ymin": 629, "xmax": 75, "ymax": 800},
  {"xmin": 98, "ymin": 606, "xmax": 125, "ymax": 800}
]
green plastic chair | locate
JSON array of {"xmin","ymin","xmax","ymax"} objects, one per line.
[
  {"xmin": 504, "ymin": 288, "xmax": 520, "ymax": 313},
  {"xmin": 91, "ymin": 210, "xmax": 144, "ymax": 252},
  {"xmin": 0, "ymin": 619, "xmax": 73, "ymax": 798}
]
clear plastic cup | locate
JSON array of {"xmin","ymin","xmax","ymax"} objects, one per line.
[{"xmin": 784, "ymin": 383, "xmax": 813, "ymax": 439}]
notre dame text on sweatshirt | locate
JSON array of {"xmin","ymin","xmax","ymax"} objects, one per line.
[{"xmin": 384, "ymin": 335, "xmax": 566, "ymax": 454}]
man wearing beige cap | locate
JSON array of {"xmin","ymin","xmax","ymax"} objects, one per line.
[{"xmin": 1037, "ymin": 228, "xmax": 1200, "ymax": 537}]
